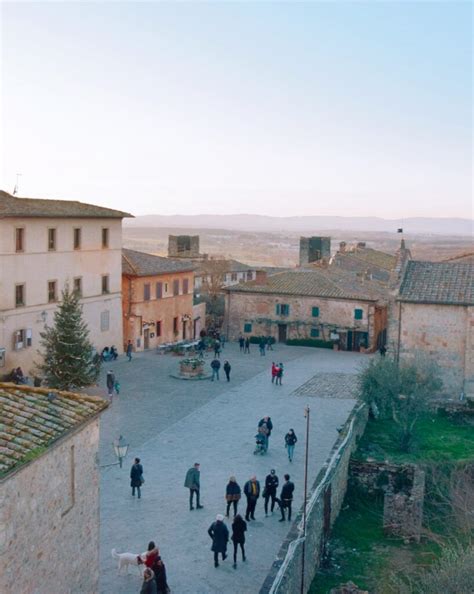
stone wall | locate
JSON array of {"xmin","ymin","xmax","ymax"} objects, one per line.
[
  {"xmin": 259, "ymin": 403, "xmax": 368, "ymax": 594},
  {"xmin": 0, "ymin": 418, "xmax": 101, "ymax": 594}
]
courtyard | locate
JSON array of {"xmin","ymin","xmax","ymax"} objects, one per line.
[{"xmin": 98, "ymin": 343, "xmax": 365, "ymax": 594}]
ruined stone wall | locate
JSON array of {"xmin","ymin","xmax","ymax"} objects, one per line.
[
  {"xmin": 0, "ymin": 419, "xmax": 101, "ymax": 594},
  {"xmin": 259, "ymin": 404, "xmax": 368, "ymax": 594}
]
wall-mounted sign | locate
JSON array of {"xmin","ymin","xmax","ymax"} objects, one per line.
[{"xmin": 330, "ymin": 332, "xmax": 340, "ymax": 340}]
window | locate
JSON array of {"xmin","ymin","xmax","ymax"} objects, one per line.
[
  {"xmin": 15, "ymin": 284, "xmax": 25, "ymax": 307},
  {"xmin": 354, "ymin": 308, "xmax": 363, "ymax": 320},
  {"xmin": 173, "ymin": 316, "xmax": 178, "ymax": 334},
  {"xmin": 48, "ymin": 228, "xmax": 56, "ymax": 251},
  {"xmin": 310, "ymin": 328, "xmax": 320, "ymax": 338},
  {"xmin": 173, "ymin": 279, "xmax": 180, "ymax": 296},
  {"xmin": 144, "ymin": 283, "xmax": 151, "ymax": 301},
  {"xmin": 73, "ymin": 277, "xmax": 82, "ymax": 297},
  {"xmin": 13, "ymin": 328, "xmax": 32, "ymax": 350},
  {"xmin": 247, "ymin": 271, "xmax": 253, "ymax": 281},
  {"xmin": 312, "ymin": 306, "xmax": 320, "ymax": 317},
  {"xmin": 101, "ymin": 275, "xmax": 109, "ymax": 294},
  {"xmin": 15, "ymin": 228, "xmax": 24, "ymax": 252},
  {"xmin": 102, "ymin": 228, "xmax": 109, "ymax": 248},
  {"xmin": 100, "ymin": 310, "xmax": 110, "ymax": 332},
  {"xmin": 244, "ymin": 323, "xmax": 252, "ymax": 333},
  {"xmin": 156, "ymin": 282, "xmax": 163, "ymax": 299},
  {"xmin": 156, "ymin": 321, "xmax": 162, "ymax": 337},
  {"xmin": 276, "ymin": 303, "xmax": 290, "ymax": 316},
  {"xmin": 164, "ymin": 283, "xmax": 168, "ymax": 293},
  {"xmin": 73, "ymin": 228, "xmax": 81, "ymax": 249},
  {"xmin": 183, "ymin": 278, "xmax": 189, "ymax": 294},
  {"xmin": 48, "ymin": 280, "xmax": 57, "ymax": 303},
  {"xmin": 231, "ymin": 272, "xmax": 238, "ymax": 282}
]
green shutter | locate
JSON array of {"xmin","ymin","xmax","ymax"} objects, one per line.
[
  {"xmin": 276, "ymin": 304, "xmax": 281, "ymax": 315},
  {"xmin": 312, "ymin": 306, "xmax": 319, "ymax": 317},
  {"xmin": 244, "ymin": 323, "xmax": 252, "ymax": 333},
  {"xmin": 354, "ymin": 308, "xmax": 363, "ymax": 320},
  {"xmin": 310, "ymin": 328, "xmax": 320, "ymax": 338}
]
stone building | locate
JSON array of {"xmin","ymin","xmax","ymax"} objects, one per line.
[
  {"xmin": 122, "ymin": 248, "xmax": 197, "ymax": 349},
  {"xmin": 0, "ymin": 383, "xmax": 108, "ymax": 594},
  {"xmin": 194, "ymin": 258, "xmax": 257, "ymax": 294},
  {"xmin": 224, "ymin": 268, "xmax": 388, "ymax": 351},
  {"xmin": 394, "ymin": 260, "xmax": 474, "ymax": 398},
  {"xmin": 330, "ymin": 241, "xmax": 397, "ymax": 283},
  {"xmin": 299, "ymin": 236, "xmax": 331, "ymax": 265},
  {"xmin": 167, "ymin": 234, "xmax": 201, "ymax": 259},
  {"xmin": 0, "ymin": 190, "xmax": 132, "ymax": 373}
]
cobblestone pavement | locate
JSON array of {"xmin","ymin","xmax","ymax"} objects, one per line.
[
  {"xmin": 99, "ymin": 344, "xmax": 367, "ymax": 594},
  {"xmin": 293, "ymin": 372, "xmax": 359, "ymax": 399}
]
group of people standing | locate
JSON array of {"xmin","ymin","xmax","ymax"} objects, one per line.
[
  {"xmin": 139, "ymin": 541, "xmax": 170, "ymax": 594},
  {"xmin": 271, "ymin": 362, "xmax": 284, "ymax": 385}
]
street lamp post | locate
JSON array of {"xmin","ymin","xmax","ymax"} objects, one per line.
[
  {"xmin": 301, "ymin": 405, "xmax": 310, "ymax": 594},
  {"xmin": 100, "ymin": 435, "xmax": 129, "ymax": 468}
]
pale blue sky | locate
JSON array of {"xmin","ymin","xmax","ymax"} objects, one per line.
[{"xmin": 1, "ymin": 1, "xmax": 472, "ymax": 217}]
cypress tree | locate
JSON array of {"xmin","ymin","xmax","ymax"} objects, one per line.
[{"xmin": 37, "ymin": 286, "xmax": 100, "ymax": 390}]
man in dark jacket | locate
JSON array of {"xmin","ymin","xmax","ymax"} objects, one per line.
[
  {"xmin": 184, "ymin": 463, "xmax": 203, "ymax": 510},
  {"xmin": 243, "ymin": 475, "xmax": 260, "ymax": 521},
  {"xmin": 130, "ymin": 457, "xmax": 144, "ymax": 499},
  {"xmin": 223, "ymin": 360, "xmax": 231, "ymax": 382},
  {"xmin": 106, "ymin": 370, "xmax": 115, "ymax": 396},
  {"xmin": 278, "ymin": 474, "xmax": 295, "ymax": 522},
  {"xmin": 208, "ymin": 514, "xmax": 229, "ymax": 567},
  {"xmin": 264, "ymin": 469, "xmax": 279, "ymax": 516},
  {"xmin": 210, "ymin": 358, "xmax": 221, "ymax": 381}
]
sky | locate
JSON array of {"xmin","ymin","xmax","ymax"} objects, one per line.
[{"xmin": 0, "ymin": 1, "xmax": 472, "ymax": 218}]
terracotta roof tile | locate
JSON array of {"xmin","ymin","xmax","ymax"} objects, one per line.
[
  {"xmin": 398, "ymin": 261, "xmax": 474, "ymax": 305},
  {"xmin": 0, "ymin": 190, "xmax": 133, "ymax": 219},
  {"xmin": 0, "ymin": 383, "xmax": 108, "ymax": 477},
  {"xmin": 122, "ymin": 248, "xmax": 196, "ymax": 276}
]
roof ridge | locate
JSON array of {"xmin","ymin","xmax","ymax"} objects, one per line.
[{"xmin": 122, "ymin": 251, "xmax": 139, "ymax": 275}]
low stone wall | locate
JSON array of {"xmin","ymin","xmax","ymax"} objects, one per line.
[{"xmin": 259, "ymin": 403, "xmax": 368, "ymax": 594}]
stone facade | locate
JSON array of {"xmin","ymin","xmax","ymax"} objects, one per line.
[
  {"xmin": 225, "ymin": 291, "xmax": 386, "ymax": 352},
  {"xmin": 393, "ymin": 302, "xmax": 474, "ymax": 397},
  {"xmin": 299, "ymin": 236, "xmax": 331, "ymax": 265},
  {"xmin": 0, "ymin": 418, "xmax": 102, "ymax": 594},
  {"xmin": 0, "ymin": 216, "xmax": 126, "ymax": 373},
  {"xmin": 167, "ymin": 235, "xmax": 201, "ymax": 258}
]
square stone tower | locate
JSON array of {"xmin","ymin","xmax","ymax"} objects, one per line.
[
  {"xmin": 168, "ymin": 235, "xmax": 200, "ymax": 258},
  {"xmin": 299, "ymin": 236, "xmax": 331, "ymax": 265}
]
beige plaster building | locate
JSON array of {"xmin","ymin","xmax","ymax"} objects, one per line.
[
  {"xmin": 0, "ymin": 190, "xmax": 132, "ymax": 374},
  {"xmin": 122, "ymin": 249, "xmax": 197, "ymax": 349},
  {"xmin": 394, "ymin": 260, "xmax": 474, "ymax": 398},
  {"xmin": 0, "ymin": 383, "xmax": 108, "ymax": 594},
  {"xmin": 224, "ymin": 269, "xmax": 388, "ymax": 352}
]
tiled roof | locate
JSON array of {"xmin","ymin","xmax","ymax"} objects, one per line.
[
  {"xmin": 0, "ymin": 383, "xmax": 108, "ymax": 477},
  {"xmin": 122, "ymin": 248, "xmax": 196, "ymax": 276},
  {"xmin": 227, "ymin": 268, "xmax": 386, "ymax": 301},
  {"xmin": 0, "ymin": 190, "xmax": 133, "ymax": 219},
  {"xmin": 398, "ymin": 261, "xmax": 474, "ymax": 305},
  {"xmin": 327, "ymin": 247, "xmax": 396, "ymax": 284},
  {"xmin": 194, "ymin": 258, "xmax": 254, "ymax": 275}
]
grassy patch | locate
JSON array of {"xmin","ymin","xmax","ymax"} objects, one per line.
[{"xmin": 354, "ymin": 413, "xmax": 474, "ymax": 464}]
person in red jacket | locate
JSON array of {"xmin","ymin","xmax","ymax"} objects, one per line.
[{"xmin": 271, "ymin": 362, "xmax": 279, "ymax": 384}]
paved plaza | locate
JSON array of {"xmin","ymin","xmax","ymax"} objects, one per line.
[{"xmin": 98, "ymin": 344, "xmax": 366, "ymax": 594}]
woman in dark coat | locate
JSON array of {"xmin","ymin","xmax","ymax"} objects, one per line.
[
  {"xmin": 208, "ymin": 514, "xmax": 229, "ymax": 567},
  {"xmin": 231, "ymin": 514, "xmax": 247, "ymax": 568},
  {"xmin": 225, "ymin": 476, "xmax": 241, "ymax": 517},
  {"xmin": 130, "ymin": 457, "xmax": 144, "ymax": 498}
]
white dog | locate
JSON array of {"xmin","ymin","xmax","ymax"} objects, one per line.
[{"xmin": 111, "ymin": 548, "xmax": 147, "ymax": 575}]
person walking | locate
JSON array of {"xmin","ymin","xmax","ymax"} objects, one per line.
[
  {"xmin": 258, "ymin": 416, "xmax": 273, "ymax": 451},
  {"xmin": 267, "ymin": 336, "xmax": 274, "ymax": 351},
  {"xmin": 243, "ymin": 475, "xmax": 261, "ymax": 521},
  {"xmin": 214, "ymin": 339, "xmax": 221, "ymax": 358},
  {"xmin": 221, "ymin": 335, "xmax": 226, "ymax": 349},
  {"xmin": 106, "ymin": 370, "xmax": 115, "ymax": 397},
  {"xmin": 223, "ymin": 360, "xmax": 231, "ymax": 382},
  {"xmin": 239, "ymin": 335, "xmax": 245, "ymax": 353},
  {"xmin": 278, "ymin": 474, "xmax": 295, "ymax": 522},
  {"xmin": 231, "ymin": 514, "xmax": 247, "ymax": 568},
  {"xmin": 276, "ymin": 362, "xmax": 284, "ymax": 385},
  {"xmin": 285, "ymin": 429, "xmax": 298, "ymax": 462},
  {"xmin": 126, "ymin": 339, "xmax": 133, "ymax": 362},
  {"xmin": 130, "ymin": 457, "xmax": 144, "ymax": 499},
  {"xmin": 264, "ymin": 469, "xmax": 279, "ymax": 516},
  {"xmin": 210, "ymin": 358, "xmax": 221, "ymax": 381},
  {"xmin": 271, "ymin": 362, "xmax": 279, "ymax": 384},
  {"xmin": 225, "ymin": 476, "xmax": 241, "ymax": 517},
  {"xmin": 259, "ymin": 337, "xmax": 266, "ymax": 356},
  {"xmin": 208, "ymin": 514, "xmax": 229, "ymax": 568},
  {"xmin": 379, "ymin": 344, "xmax": 387, "ymax": 357},
  {"xmin": 184, "ymin": 463, "xmax": 203, "ymax": 510},
  {"xmin": 140, "ymin": 568, "xmax": 157, "ymax": 594},
  {"xmin": 244, "ymin": 337, "xmax": 250, "ymax": 353}
]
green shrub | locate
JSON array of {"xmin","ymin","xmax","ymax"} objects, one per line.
[{"xmin": 286, "ymin": 338, "xmax": 333, "ymax": 349}]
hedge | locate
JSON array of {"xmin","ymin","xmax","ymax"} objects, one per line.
[{"xmin": 285, "ymin": 338, "xmax": 333, "ymax": 349}]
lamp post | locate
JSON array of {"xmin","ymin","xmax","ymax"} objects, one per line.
[
  {"xmin": 301, "ymin": 405, "xmax": 310, "ymax": 594},
  {"xmin": 100, "ymin": 435, "xmax": 129, "ymax": 468}
]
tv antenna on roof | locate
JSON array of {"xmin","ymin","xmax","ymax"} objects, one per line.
[{"xmin": 12, "ymin": 173, "xmax": 22, "ymax": 195}]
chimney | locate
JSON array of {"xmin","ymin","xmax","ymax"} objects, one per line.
[
  {"xmin": 254, "ymin": 270, "xmax": 267, "ymax": 285},
  {"xmin": 339, "ymin": 241, "xmax": 347, "ymax": 253}
]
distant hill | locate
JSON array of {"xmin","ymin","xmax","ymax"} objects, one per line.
[{"xmin": 125, "ymin": 214, "xmax": 473, "ymax": 236}]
